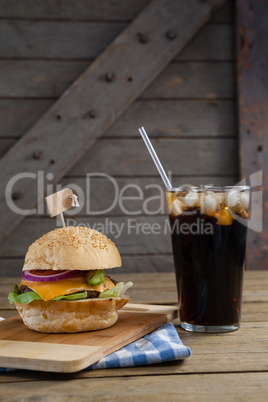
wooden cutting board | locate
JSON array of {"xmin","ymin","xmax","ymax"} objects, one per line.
[{"xmin": 0, "ymin": 303, "xmax": 178, "ymax": 373}]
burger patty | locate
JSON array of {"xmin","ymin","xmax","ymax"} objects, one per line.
[
  {"xmin": 19, "ymin": 276, "xmax": 118, "ymax": 299},
  {"xmin": 20, "ymin": 285, "xmax": 34, "ymax": 294}
]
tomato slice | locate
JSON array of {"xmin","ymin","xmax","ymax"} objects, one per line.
[{"xmin": 29, "ymin": 270, "xmax": 61, "ymax": 276}]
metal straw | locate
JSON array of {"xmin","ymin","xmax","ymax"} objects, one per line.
[{"xmin": 138, "ymin": 127, "xmax": 172, "ymax": 189}]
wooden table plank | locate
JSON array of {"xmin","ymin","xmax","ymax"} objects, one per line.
[
  {"xmin": 1, "ymin": 349, "xmax": 268, "ymax": 381},
  {"xmin": 1, "ymin": 373, "xmax": 268, "ymax": 401},
  {"xmin": 0, "ymin": 270, "xmax": 268, "ymax": 402}
]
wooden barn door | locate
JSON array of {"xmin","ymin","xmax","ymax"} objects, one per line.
[{"xmin": 1, "ymin": 0, "xmax": 257, "ymax": 275}]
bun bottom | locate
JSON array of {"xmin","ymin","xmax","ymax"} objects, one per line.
[{"xmin": 15, "ymin": 297, "xmax": 129, "ymax": 333}]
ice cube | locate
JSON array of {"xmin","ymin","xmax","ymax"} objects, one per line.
[
  {"xmin": 215, "ymin": 192, "xmax": 225, "ymax": 204},
  {"xmin": 204, "ymin": 194, "xmax": 217, "ymax": 215},
  {"xmin": 240, "ymin": 191, "xmax": 250, "ymax": 209},
  {"xmin": 184, "ymin": 191, "xmax": 198, "ymax": 207},
  {"xmin": 228, "ymin": 190, "xmax": 240, "ymax": 208},
  {"xmin": 170, "ymin": 199, "xmax": 182, "ymax": 217}
]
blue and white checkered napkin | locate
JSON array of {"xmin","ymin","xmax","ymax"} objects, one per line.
[
  {"xmin": 0, "ymin": 320, "xmax": 190, "ymax": 372},
  {"xmin": 88, "ymin": 322, "xmax": 191, "ymax": 370}
]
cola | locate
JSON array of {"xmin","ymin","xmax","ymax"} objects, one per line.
[{"xmin": 167, "ymin": 186, "xmax": 250, "ymax": 332}]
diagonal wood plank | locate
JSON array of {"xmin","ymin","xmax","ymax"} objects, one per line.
[{"xmin": 0, "ymin": 0, "xmax": 225, "ymax": 243}]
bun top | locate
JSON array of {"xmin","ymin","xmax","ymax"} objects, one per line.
[{"xmin": 23, "ymin": 226, "xmax": 122, "ymax": 271}]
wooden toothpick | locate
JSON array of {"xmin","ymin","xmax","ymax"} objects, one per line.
[
  {"xmin": 60, "ymin": 212, "xmax": 66, "ymax": 228},
  {"xmin": 45, "ymin": 188, "xmax": 79, "ymax": 229}
]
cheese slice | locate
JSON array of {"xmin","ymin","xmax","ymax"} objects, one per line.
[{"xmin": 20, "ymin": 276, "xmax": 115, "ymax": 302}]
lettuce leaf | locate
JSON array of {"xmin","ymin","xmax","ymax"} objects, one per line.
[
  {"xmin": 52, "ymin": 291, "xmax": 87, "ymax": 301},
  {"xmin": 8, "ymin": 285, "xmax": 42, "ymax": 305},
  {"xmin": 98, "ymin": 282, "xmax": 124, "ymax": 298},
  {"xmin": 121, "ymin": 282, "xmax": 133, "ymax": 295},
  {"xmin": 8, "ymin": 284, "xmax": 87, "ymax": 305},
  {"xmin": 98, "ymin": 281, "xmax": 133, "ymax": 298}
]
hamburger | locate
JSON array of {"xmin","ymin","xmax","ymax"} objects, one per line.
[{"xmin": 8, "ymin": 226, "xmax": 133, "ymax": 333}]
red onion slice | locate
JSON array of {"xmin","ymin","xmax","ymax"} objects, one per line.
[{"xmin": 22, "ymin": 270, "xmax": 78, "ymax": 282}]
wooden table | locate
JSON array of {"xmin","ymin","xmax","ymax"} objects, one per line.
[{"xmin": 1, "ymin": 271, "xmax": 268, "ymax": 401}]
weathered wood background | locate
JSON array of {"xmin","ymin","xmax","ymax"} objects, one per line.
[
  {"xmin": 236, "ymin": 0, "xmax": 268, "ymax": 271},
  {"xmin": 0, "ymin": 0, "xmax": 239, "ymax": 275}
]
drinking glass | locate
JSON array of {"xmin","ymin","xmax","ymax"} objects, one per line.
[{"xmin": 166, "ymin": 186, "xmax": 250, "ymax": 333}]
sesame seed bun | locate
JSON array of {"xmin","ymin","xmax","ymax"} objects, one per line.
[{"xmin": 23, "ymin": 226, "xmax": 122, "ymax": 271}]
